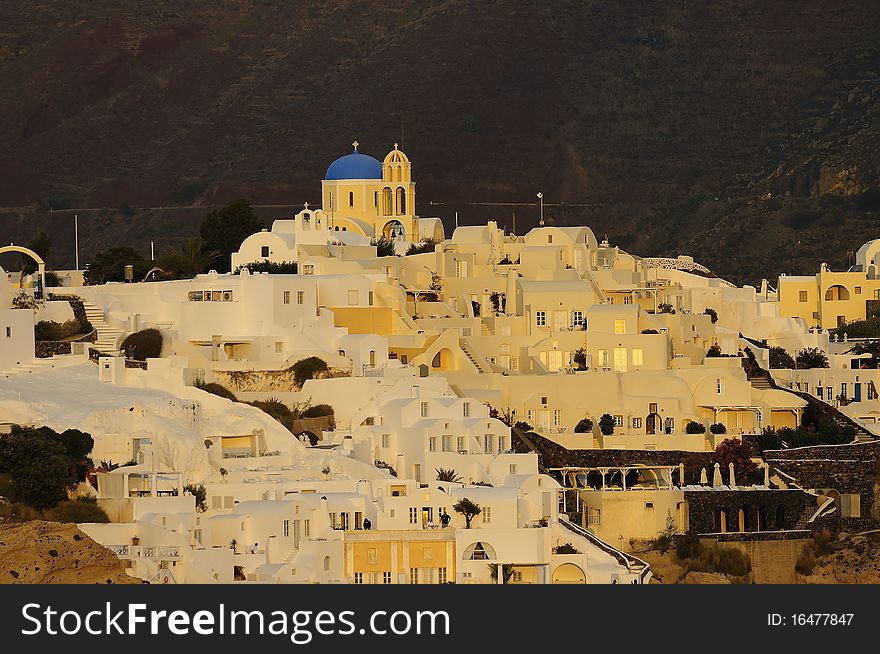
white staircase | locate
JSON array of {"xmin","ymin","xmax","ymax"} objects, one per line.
[
  {"xmin": 83, "ymin": 301, "xmax": 123, "ymax": 354},
  {"xmin": 459, "ymin": 338, "xmax": 490, "ymax": 373}
]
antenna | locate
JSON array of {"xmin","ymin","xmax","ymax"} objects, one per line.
[{"xmin": 455, "ymin": 211, "xmax": 459, "ymax": 229}]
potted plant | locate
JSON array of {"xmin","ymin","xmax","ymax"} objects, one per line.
[
  {"xmin": 131, "ymin": 535, "xmax": 140, "ymax": 546},
  {"xmin": 230, "ymin": 539, "xmax": 238, "ymax": 553}
]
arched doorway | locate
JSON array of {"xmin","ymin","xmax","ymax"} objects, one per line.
[
  {"xmin": 0, "ymin": 245, "xmax": 46, "ymax": 298},
  {"xmin": 717, "ymin": 508, "xmax": 729, "ymax": 533},
  {"xmin": 431, "ymin": 348, "xmax": 455, "ymax": 370},
  {"xmin": 383, "ymin": 220, "xmax": 406, "ymax": 240},
  {"xmin": 382, "ymin": 187, "xmax": 393, "ymax": 216},
  {"xmin": 645, "ymin": 413, "xmax": 661, "ymax": 435},
  {"xmin": 395, "ymin": 187, "xmax": 406, "ymax": 215},
  {"xmin": 552, "ymin": 563, "xmax": 586, "ymax": 584},
  {"xmin": 824, "ymin": 285, "xmax": 850, "ymax": 301},
  {"xmin": 738, "ymin": 506, "xmax": 749, "ymax": 532}
]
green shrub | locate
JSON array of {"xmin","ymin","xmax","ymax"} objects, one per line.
[
  {"xmin": 120, "ymin": 328, "xmax": 163, "ymax": 360},
  {"xmin": 513, "ymin": 420, "xmax": 533, "ymax": 432},
  {"xmin": 703, "ymin": 308, "xmax": 718, "ymax": 323},
  {"xmin": 301, "ymin": 404, "xmax": 334, "ymax": 418},
  {"xmin": 552, "ymin": 543, "xmax": 580, "ymax": 554},
  {"xmin": 769, "ymin": 346, "xmax": 795, "ymax": 369},
  {"xmin": 249, "ymin": 398, "xmax": 295, "ymax": 432},
  {"xmin": 688, "ymin": 544, "xmax": 752, "ymax": 577},
  {"xmin": 705, "ymin": 344, "xmax": 722, "ymax": 357},
  {"xmin": 685, "ymin": 421, "xmax": 706, "ymax": 434},
  {"xmin": 598, "ymin": 413, "xmax": 615, "ymax": 436},
  {"xmin": 184, "ymin": 484, "xmax": 207, "ymax": 512},
  {"xmin": 46, "ymin": 498, "xmax": 110, "ymax": 523},
  {"xmin": 34, "ymin": 320, "xmax": 64, "ymax": 341},
  {"xmin": 574, "ymin": 418, "xmax": 593, "ymax": 433},
  {"xmin": 709, "ymin": 423, "xmax": 727, "ymax": 434},
  {"xmin": 234, "ymin": 260, "xmax": 298, "ymax": 274},
  {"xmin": 290, "ymin": 357, "xmax": 328, "ymax": 387},
  {"xmin": 0, "ymin": 502, "xmax": 40, "ymax": 521},
  {"xmin": 194, "ymin": 379, "xmax": 238, "ymax": 401}
]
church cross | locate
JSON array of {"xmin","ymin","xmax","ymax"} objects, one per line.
[{"xmin": 352, "ymin": 140, "xmax": 359, "ymax": 151}]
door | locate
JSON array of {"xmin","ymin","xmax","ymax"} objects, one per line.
[
  {"xmin": 553, "ymin": 310, "xmax": 568, "ymax": 331},
  {"xmin": 854, "ymin": 383, "xmax": 862, "ymax": 402},
  {"xmin": 613, "ymin": 348, "xmax": 627, "ymax": 372},
  {"xmin": 539, "ymin": 410, "xmax": 551, "ymax": 431},
  {"xmin": 547, "ymin": 350, "xmax": 563, "ymax": 371}
]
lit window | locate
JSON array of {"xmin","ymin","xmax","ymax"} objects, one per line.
[
  {"xmin": 632, "ymin": 348, "xmax": 644, "ymax": 366},
  {"xmin": 614, "ymin": 319, "xmax": 626, "ymax": 334},
  {"xmin": 438, "ymin": 567, "xmax": 447, "ymax": 584},
  {"xmin": 855, "ymin": 286, "xmax": 862, "ymax": 295}
]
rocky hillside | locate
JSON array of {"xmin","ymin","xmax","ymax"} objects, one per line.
[
  {"xmin": 0, "ymin": 1, "xmax": 878, "ymax": 284},
  {"xmin": 0, "ymin": 520, "xmax": 141, "ymax": 584}
]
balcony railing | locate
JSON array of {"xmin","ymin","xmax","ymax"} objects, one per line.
[{"xmin": 108, "ymin": 544, "xmax": 181, "ymax": 560}]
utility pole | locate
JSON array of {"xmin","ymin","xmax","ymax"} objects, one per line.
[
  {"xmin": 74, "ymin": 214, "xmax": 80, "ymax": 271},
  {"xmin": 537, "ymin": 192, "xmax": 544, "ymax": 226}
]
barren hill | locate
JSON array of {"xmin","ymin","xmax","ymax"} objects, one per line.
[{"xmin": 0, "ymin": 0, "xmax": 878, "ymax": 284}]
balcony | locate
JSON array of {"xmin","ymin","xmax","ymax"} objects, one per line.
[{"xmin": 108, "ymin": 544, "xmax": 182, "ymax": 560}]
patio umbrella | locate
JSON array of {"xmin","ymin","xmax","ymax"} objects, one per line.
[
  {"xmin": 728, "ymin": 462, "xmax": 736, "ymax": 487},
  {"xmin": 712, "ymin": 462, "xmax": 722, "ymax": 487},
  {"xmin": 699, "ymin": 467, "xmax": 708, "ymax": 485}
]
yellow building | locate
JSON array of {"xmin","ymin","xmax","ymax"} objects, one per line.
[
  {"xmin": 321, "ymin": 142, "xmax": 444, "ymax": 244},
  {"xmin": 777, "ymin": 262, "xmax": 880, "ymax": 329},
  {"xmin": 344, "ymin": 529, "xmax": 455, "ymax": 584}
]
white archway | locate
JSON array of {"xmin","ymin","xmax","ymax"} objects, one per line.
[{"xmin": 0, "ymin": 245, "xmax": 46, "ymax": 296}]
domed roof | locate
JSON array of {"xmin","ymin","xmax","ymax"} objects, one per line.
[{"xmin": 325, "ymin": 142, "xmax": 383, "ymax": 180}]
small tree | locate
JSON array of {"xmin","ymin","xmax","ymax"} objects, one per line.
[
  {"xmin": 453, "ymin": 497, "xmax": 482, "ymax": 528},
  {"xmin": 796, "ymin": 347, "xmax": 829, "ymax": 369},
  {"xmin": 685, "ymin": 421, "xmax": 706, "ymax": 434},
  {"xmin": 705, "ymin": 344, "xmax": 722, "ymax": 357},
  {"xmin": 709, "ymin": 423, "xmax": 727, "ymax": 435},
  {"xmin": 436, "ymin": 468, "xmax": 463, "ymax": 483},
  {"xmin": 200, "ymin": 199, "xmax": 264, "ymax": 272},
  {"xmin": 184, "ymin": 484, "xmax": 207, "ymax": 512},
  {"xmin": 712, "ymin": 438, "xmax": 757, "ymax": 485},
  {"xmin": 574, "ymin": 418, "xmax": 593, "ymax": 433},
  {"xmin": 370, "ymin": 237, "xmax": 397, "ymax": 257},
  {"xmin": 291, "ymin": 357, "xmax": 329, "ymax": 387},
  {"xmin": 121, "ymin": 328, "xmax": 164, "ymax": 360},
  {"xmin": 703, "ymin": 308, "xmax": 718, "ymax": 324},
  {"xmin": 598, "ymin": 413, "xmax": 615, "ymax": 436},
  {"xmin": 658, "ymin": 303, "xmax": 675, "ymax": 314},
  {"xmin": 573, "ymin": 348, "xmax": 587, "ymax": 371},
  {"xmin": 769, "ymin": 346, "xmax": 795, "ymax": 369}
]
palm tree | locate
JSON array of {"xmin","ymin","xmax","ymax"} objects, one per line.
[
  {"xmin": 160, "ymin": 238, "xmax": 222, "ymax": 279},
  {"xmin": 436, "ymin": 468, "xmax": 463, "ymax": 483}
]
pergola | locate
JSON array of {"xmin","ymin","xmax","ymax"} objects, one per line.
[{"xmin": 0, "ymin": 245, "xmax": 46, "ymax": 297}]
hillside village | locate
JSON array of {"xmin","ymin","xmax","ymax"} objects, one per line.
[{"xmin": 2, "ymin": 143, "xmax": 879, "ymax": 585}]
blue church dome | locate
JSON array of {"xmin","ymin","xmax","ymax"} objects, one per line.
[{"xmin": 325, "ymin": 144, "xmax": 383, "ymax": 180}]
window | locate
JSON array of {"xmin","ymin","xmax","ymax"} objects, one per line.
[
  {"xmin": 304, "ymin": 520, "xmax": 310, "ymax": 538},
  {"xmin": 349, "ymin": 191, "xmax": 354, "ymax": 207},
  {"xmin": 442, "ymin": 435, "xmax": 452, "ymax": 452},
  {"xmin": 420, "ymin": 402, "xmax": 429, "ymax": 417},
  {"xmin": 348, "ymin": 290, "xmax": 358, "ymax": 305},
  {"xmin": 261, "ymin": 246, "xmax": 270, "ymax": 258},
  {"xmin": 613, "ymin": 415, "xmax": 623, "ymax": 427},
  {"xmin": 716, "ymin": 378, "xmax": 726, "ymax": 394},
  {"xmin": 623, "ymin": 295, "xmax": 633, "ymax": 304},
  {"xmin": 354, "ymin": 572, "xmax": 363, "ymax": 584},
  {"xmin": 438, "ymin": 567, "xmax": 447, "ymax": 584},
  {"xmin": 368, "ymin": 548, "xmax": 378, "ymax": 564},
  {"xmin": 817, "ymin": 387, "xmax": 824, "ymax": 399},
  {"xmin": 498, "ymin": 435, "xmax": 506, "ymax": 452},
  {"xmin": 536, "ymin": 311, "xmax": 546, "ymax": 326},
  {"xmin": 409, "ymin": 508, "xmax": 419, "ymax": 524},
  {"xmin": 381, "ymin": 433, "xmax": 390, "ymax": 448},
  {"xmin": 598, "ymin": 349, "xmax": 610, "ymax": 368},
  {"xmin": 410, "ymin": 568, "xmax": 419, "ymax": 585},
  {"xmin": 799, "ymin": 290, "xmax": 808, "ymax": 302},
  {"xmin": 553, "ymin": 410, "xmax": 562, "ymax": 427},
  {"xmin": 510, "ymin": 464, "xmax": 518, "ymax": 474},
  {"xmin": 645, "ymin": 502, "xmax": 654, "ymax": 509},
  {"xmin": 613, "ymin": 347, "xmax": 627, "ymax": 372},
  {"xmin": 614, "ymin": 319, "xmax": 626, "ymax": 334},
  {"xmin": 297, "ymin": 291, "xmax": 304, "ymax": 304},
  {"xmin": 632, "ymin": 417, "xmax": 642, "ymax": 429},
  {"xmin": 571, "ymin": 310, "xmax": 583, "ymax": 327},
  {"xmin": 484, "ymin": 435, "xmax": 493, "ymax": 453},
  {"xmin": 482, "ymin": 507, "xmax": 492, "ymax": 524},
  {"xmin": 457, "ymin": 436, "xmax": 466, "ymax": 453},
  {"xmin": 856, "ymin": 286, "xmax": 862, "ymax": 295},
  {"xmin": 5, "ymin": 326, "xmax": 10, "ymax": 338},
  {"xmin": 632, "ymin": 348, "xmax": 644, "ymax": 366},
  {"xmin": 383, "ymin": 571, "xmax": 392, "ymax": 584},
  {"xmin": 869, "ymin": 384, "xmax": 876, "ymax": 400},
  {"xmin": 283, "ymin": 520, "xmax": 289, "ymax": 537},
  {"xmin": 283, "ymin": 290, "xmax": 291, "ymax": 304},
  {"xmin": 463, "ymin": 402, "xmax": 470, "ymax": 418},
  {"xmin": 302, "ymin": 264, "xmax": 314, "ymax": 275},
  {"xmin": 275, "ymin": 342, "xmax": 283, "ymax": 353},
  {"xmin": 511, "ymin": 357, "xmax": 519, "ymax": 371},
  {"xmin": 429, "ymin": 437, "xmax": 437, "ymax": 452},
  {"xmin": 841, "ymin": 383, "xmax": 847, "ymax": 399}
]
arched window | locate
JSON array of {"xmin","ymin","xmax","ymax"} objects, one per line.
[
  {"xmin": 463, "ymin": 542, "xmax": 496, "ymax": 560},
  {"xmin": 383, "ymin": 187, "xmax": 393, "ymax": 216},
  {"xmin": 432, "ymin": 352, "xmax": 442, "ymax": 368},
  {"xmin": 327, "ymin": 193, "xmax": 332, "ymax": 210},
  {"xmin": 374, "ymin": 191, "xmax": 378, "ymax": 208},
  {"xmin": 342, "ymin": 226, "xmax": 347, "ymax": 231},
  {"xmin": 396, "ymin": 187, "xmax": 406, "ymax": 215},
  {"xmin": 369, "ymin": 350, "xmax": 376, "ymax": 366},
  {"xmin": 349, "ymin": 191, "xmax": 354, "ymax": 208},
  {"xmin": 396, "ymin": 166, "xmax": 402, "ymax": 182},
  {"xmin": 323, "ymin": 556, "xmax": 331, "ymax": 571},
  {"xmin": 824, "ymin": 285, "xmax": 850, "ymax": 301},
  {"xmin": 334, "ymin": 226, "xmax": 339, "ymax": 231}
]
